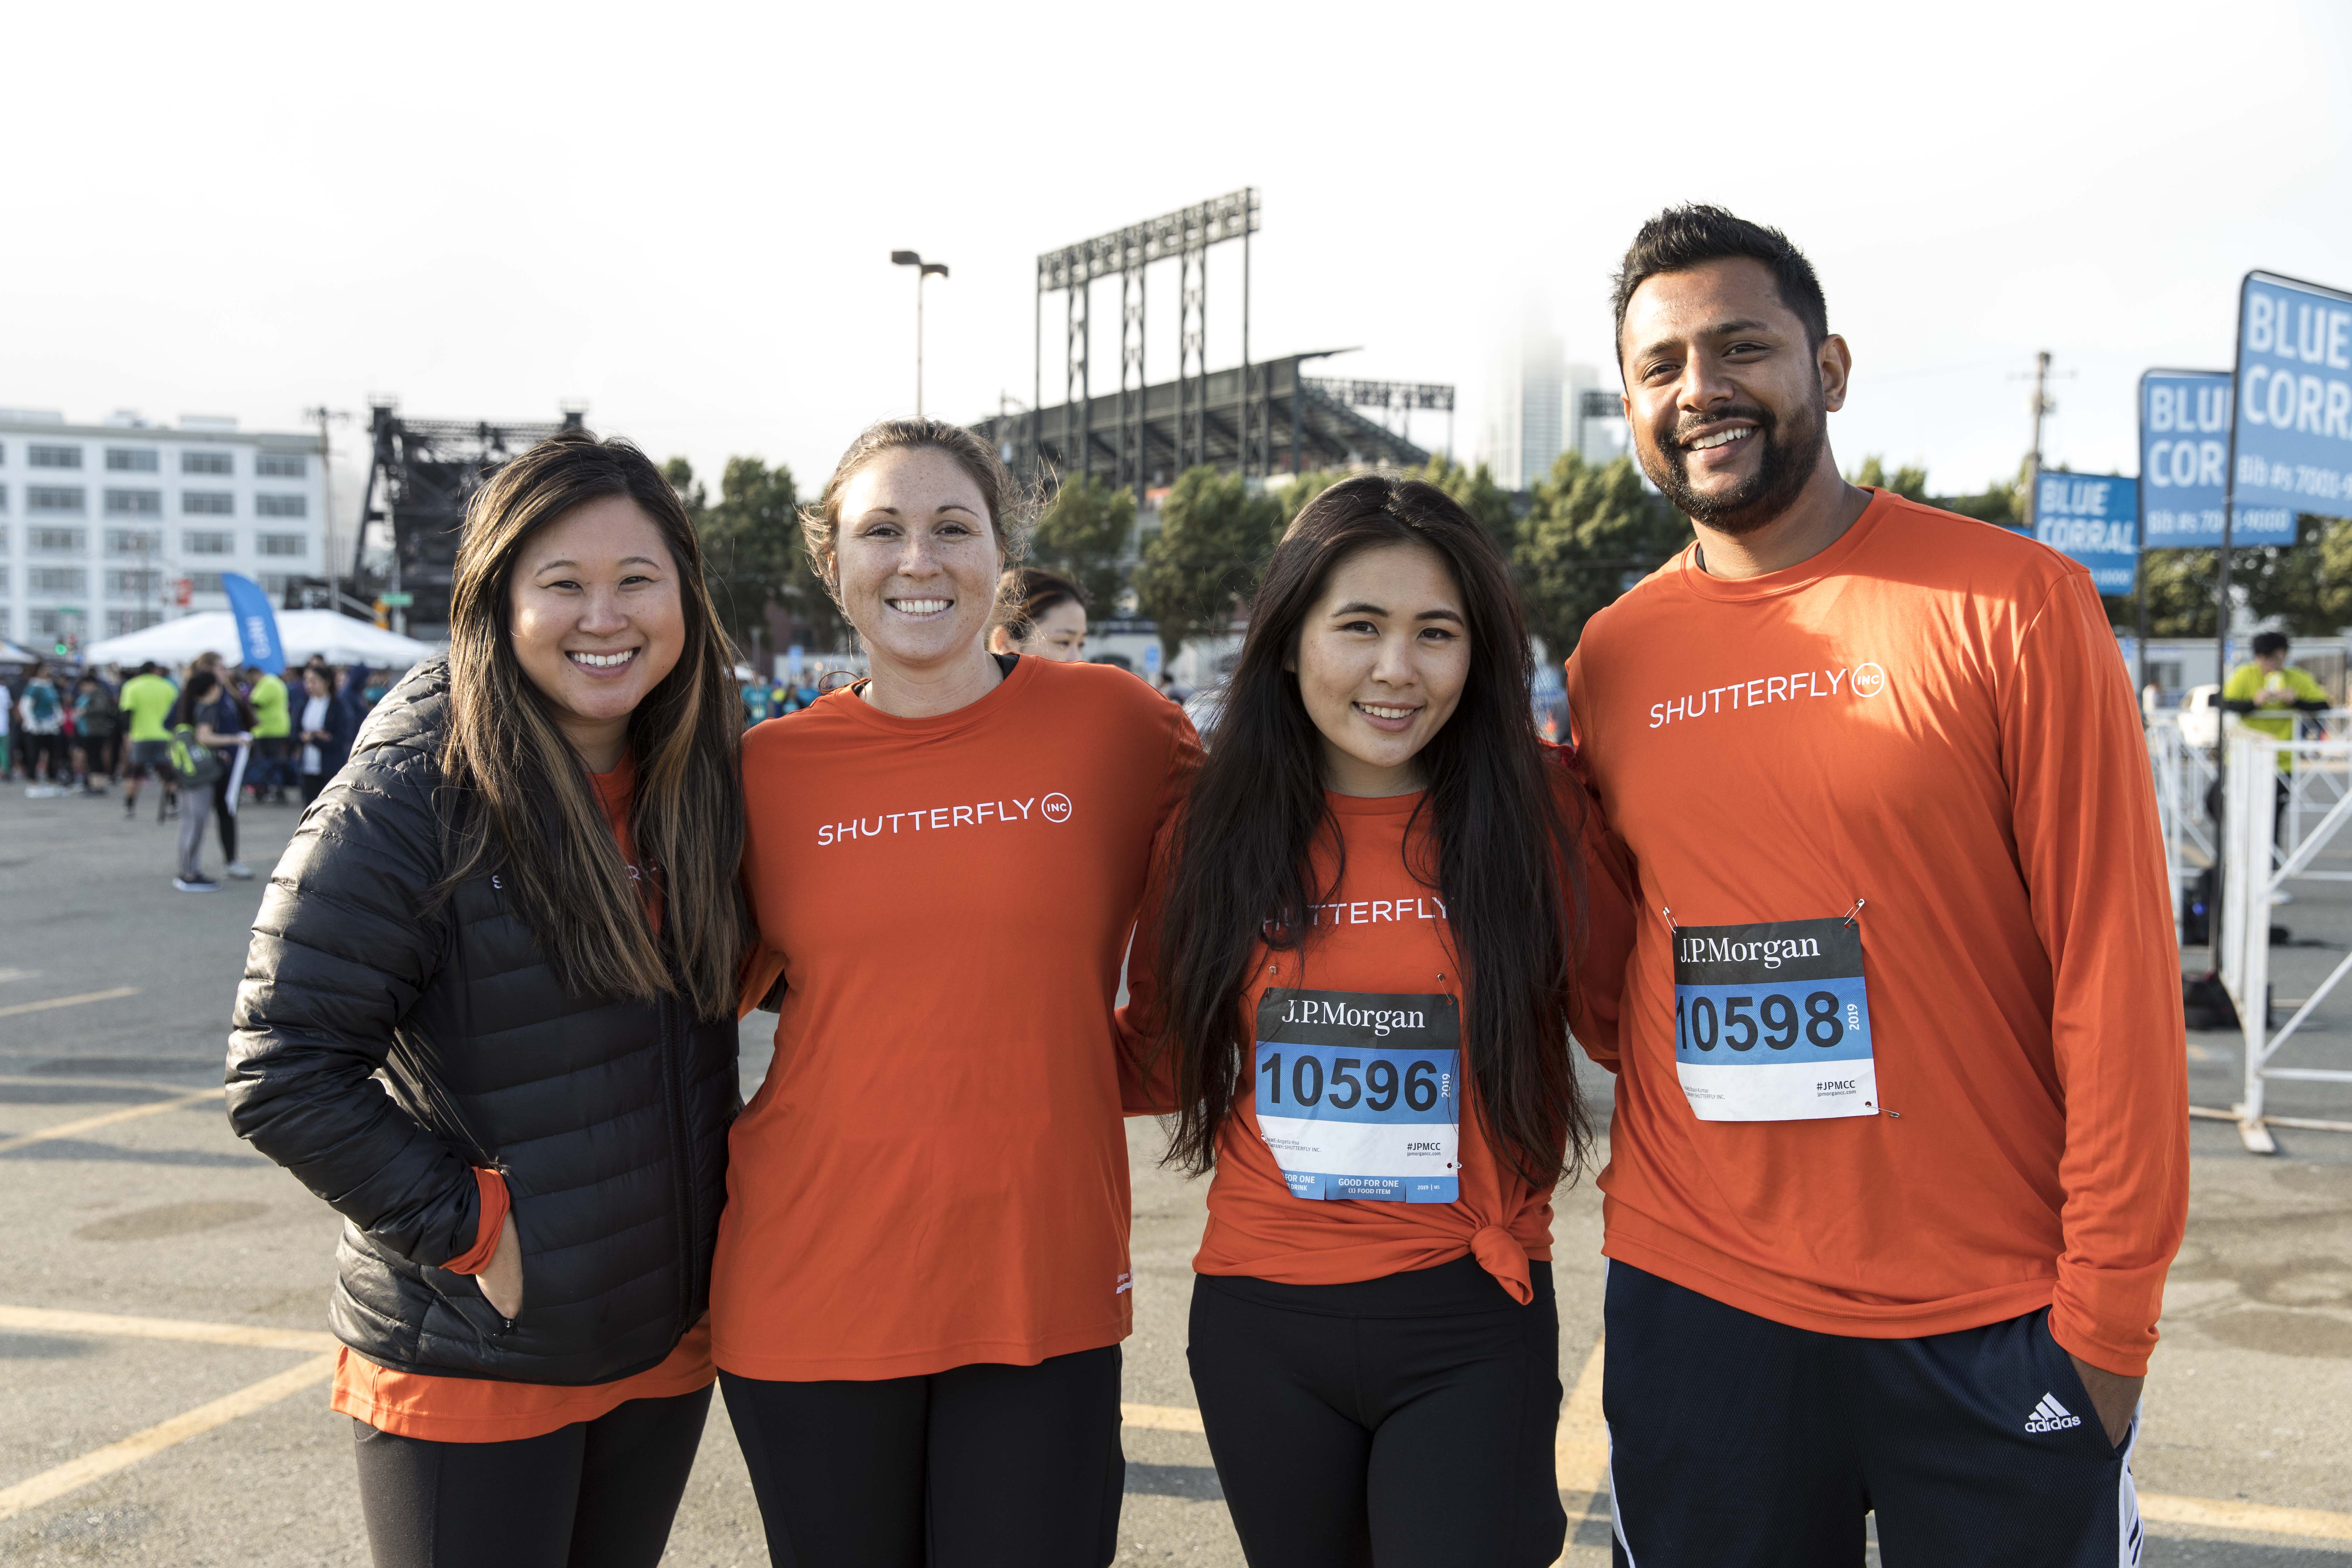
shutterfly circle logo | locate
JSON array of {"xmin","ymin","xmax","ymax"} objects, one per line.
[
  {"xmin": 1851, "ymin": 663, "xmax": 1887, "ymax": 699},
  {"xmin": 1042, "ymin": 793, "xmax": 1073, "ymax": 823}
]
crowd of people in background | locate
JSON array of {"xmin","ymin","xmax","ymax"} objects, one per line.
[{"xmin": 0, "ymin": 654, "xmax": 391, "ymax": 891}]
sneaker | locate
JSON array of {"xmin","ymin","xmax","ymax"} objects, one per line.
[
  {"xmin": 162, "ymin": 805, "xmax": 180, "ymax": 821},
  {"xmin": 173, "ymin": 877, "xmax": 221, "ymax": 893},
  {"xmin": 225, "ymin": 862, "xmax": 255, "ymax": 880},
  {"xmin": 123, "ymin": 798, "xmax": 136, "ymax": 817}
]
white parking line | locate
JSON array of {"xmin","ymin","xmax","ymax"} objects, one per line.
[
  {"xmin": 0, "ymin": 1086, "xmax": 226, "ymax": 1155},
  {"xmin": 0, "ymin": 986, "xmax": 140, "ymax": 1021},
  {"xmin": 0, "ymin": 1353, "xmax": 337, "ymax": 1523}
]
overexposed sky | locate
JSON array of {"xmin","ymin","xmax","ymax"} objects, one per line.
[{"xmin": 5, "ymin": 0, "xmax": 2347, "ymax": 508}]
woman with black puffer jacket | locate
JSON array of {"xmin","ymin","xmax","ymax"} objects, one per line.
[{"xmin": 226, "ymin": 429, "xmax": 750, "ymax": 1568}]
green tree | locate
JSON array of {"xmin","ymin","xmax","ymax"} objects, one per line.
[
  {"xmin": 1411, "ymin": 454, "xmax": 1520, "ymax": 552},
  {"xmin": 1132, "ymin": 466, "xmax": 1284, "ymax": 664},
  {"xmin": 1512, "ymin": 453, "xmax": 1690, "ymax": 658},
  {"xmin": 1846, "ymin": 455, "xmax": 1930, "ymax": 502},
  {"xmin": 1028, "ymin": 475, "xmax": 1136, "ymax": 617},
  {"xmin": 672, "ymin": 455, "xmax": 843, "ymax": 655}
]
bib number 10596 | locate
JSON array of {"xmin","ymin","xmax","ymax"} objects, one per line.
[
  {"xmin": 1671, "ymin": 916, "xmax": 1877, "ymax": 1122},
  {"xmin": 1254, "ymin": 988, "xmax": 1460, "ymax": 1203}
]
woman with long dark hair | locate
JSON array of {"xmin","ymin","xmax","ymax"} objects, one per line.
[
  {"xmin": 167, "ymin": 667, "xmax": 252, "ymax": 891},
  {"xmin": 722, "ymin": 419, "xmax": 1199, "ymax": 1566},
  {"xmin": 226, "ymin": 429, "xmax": 749, "ymax": 1568},
  {"xmin": 986, "ymin": 566, "xmax": 1088, "ymax": 661},
  {"xmin": 1129, "ymin": 474, "xmax": 1631, "ymax": 1567}
]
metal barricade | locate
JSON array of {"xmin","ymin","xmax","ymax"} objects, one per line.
[{"xmin": 2219, "ymin": 729, "xmax": 2352, "ymax": 1153}]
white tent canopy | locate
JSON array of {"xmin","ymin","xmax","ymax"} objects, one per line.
[
  {"xmin": 80, "ymin": 611, "xmax": 441, "ymax": 671},
  {"xmin": 0, "ymin": 641, "xmax": 38, "ymax": 664}
]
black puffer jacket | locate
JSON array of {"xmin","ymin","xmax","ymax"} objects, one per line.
[{"xmin": 225, "ymin": 660, "xmax": 737, "ymax": 1385}]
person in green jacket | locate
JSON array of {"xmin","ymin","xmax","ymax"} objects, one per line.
[
  {"xmin": 2221, "ymin": 632, "xmax": 2332, "ymax": 750},
  {"xmin": 119, "ymin": 662, "xmax": 182, "ymax": 821},
  {"xmin": 247, "ymin": 665, "xmax": 294, "ymax": 805}
]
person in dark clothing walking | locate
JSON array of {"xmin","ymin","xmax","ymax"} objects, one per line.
[{"xmin": 226, "ymin": 430, "xmax": 750, "ymax": 1568}]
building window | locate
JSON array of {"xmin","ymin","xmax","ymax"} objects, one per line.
[
  {"xmin": 256, "ymin": 532, "xmax": 308, "ymax": 557},
  {"xmin": 28, "ymin": 445, "xmax": 83, "ymax": 470},
  {"xmin": 107, "ymin": 568, "xmax": 163, "ymax": 598},
  {"xmin": 107, "ymin": 608, "xmax": 163, "ymax": 637},
  {"xmin": 27, "ymin": 608, "xmax": 85, "ymax": 643},
  {"xmin": 30, "ymin": 527, "xmax": 87, "ymax": 553},
  {"xmin": 182, "ymin": 490, "xmax": 234, "ymax": 516},
  {"xmin": 104, "ymin": 488, "xmax": 163, "ymax": 517},
  {"xmin": 255, "ymin": 492, "xmax": 308, "ymax": 518},
  {"xmin": 259, "ymin": 573, "xmax": 300, "ymax": 598},
  {"xmin": 30, "ymin": 566, "xmax": 88, "ymax": 596},
  {"xmin": 0, "ymin": 485, "xmax": 8, "ymax": 513},
  {"xmin": 0, "ymin": 524, "xmax": 9, "ymax": 549},
  {"xmin": 105, "ymin": 447, "xmax": 159, "ymax": 473},
  {"xmin": 105, "ymin": 528, "xmax": 164, "ymax": 557},
  {"xmin": 181, "ymin": 450, "xmax": 232, "ymax": 475},
  {"xmin": 256, "ymin": 452, "xmax": 308, "ymax": 478},
  {"xmin": 28, "ymin": 486, "xmax": 86, "ymax": 515},
  {"xmin": 0, "ymin": 565, "xmax": 9, "ymax": 594},
  {"xmin": 182, "ymin": 530, "xmax": 233, "ymax": 555},
  {"xmin": 189, "ymin": 571, "xmax": 226, "ymax": 594}
]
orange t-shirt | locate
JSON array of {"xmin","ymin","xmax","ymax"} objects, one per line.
[
  {"xmin": 1565, "ymin": 490, "xmax": 2188, "ymax": 1377},
  {"xmin": 722, "ymin": 657, "xmax": 1200, "ymax": 1381},
  {"xmin": 330, "ymin": 753, "xmax": 716, "ymax": 1441},
  {"xmin": 1125, "ymin": 778, "xmax": 1630, "ymax": 1304}
]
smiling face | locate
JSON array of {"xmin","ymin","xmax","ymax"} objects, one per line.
[
  {"xmin": 830, "ymin": 447, "xmax": 1002, "ymax": 682},
  {"xmin": 1619, "ymin": 256, "xmax": 1848, "ymax": 535},
  {"xmin": 1289, "ymin": 541, "xmax": 1470, "ymax": 797},
  {"xmin": 993, "ymin": 596, "xmax": 1088, "ymax": 662},
  {"xmin": 507, "ymin": 493, "xmax": 686, "ymax": 768}
]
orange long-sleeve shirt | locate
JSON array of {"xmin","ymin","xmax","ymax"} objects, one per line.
[
  {"xmin": 722, "ymin": 658, "xmax": 1200, "ymax": 1381},
  {"xmin": 1565, "ymin": 490, "xmax": 2187, "ymax": 1377}
]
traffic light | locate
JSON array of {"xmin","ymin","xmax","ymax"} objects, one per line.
[{"xmin": 373, "ymin": 597, "xmax": 390, "ymax": 630}]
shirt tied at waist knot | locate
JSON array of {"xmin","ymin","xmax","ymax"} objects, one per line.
[{"xmin": 1471, "ymin": 1225, "xmax": 1532, "ymax": 1305}]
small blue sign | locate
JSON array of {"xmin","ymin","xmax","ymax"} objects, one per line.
[
  {"xmin": 2232, "ymin": 271, "xmax": 2352, "ymax": 525},
  {"xmin": 2140, "ymin": 370, "xmax": 2272, "ymax": 547},
  {"xmin": 2032, "ymin": 472, "xmax": 2140, "ymax": 595},
  {"xmin": 221, "ymin": 573, "xmax": 287, "ymax": 672},
  {"xmin": 1141, "ymin": 643, "xmax": 1162, "ymax": 677}
]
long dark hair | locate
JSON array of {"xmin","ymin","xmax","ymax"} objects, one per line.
[
  {"xmin": 1151, "ymin": 475, "xmax": 1590, "ymax": 1188},
  {"xmin": 438, "ymin": 429, "xmax": 748, "ymax": 1021},
  {"xmin": 172, "ymin": 669, "xmax": 222, "ymax": 726}
]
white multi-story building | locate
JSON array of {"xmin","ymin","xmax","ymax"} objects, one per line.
[
  {"xmin": 0, "ymin": 409, "xmax": 327, "ymax": 653},
  {"xmin": 1485, "ymin": 323, "xmax": 1564, "ymax": 492}
]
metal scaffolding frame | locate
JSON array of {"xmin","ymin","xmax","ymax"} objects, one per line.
[
  {"xmin": 1304, "ymin": 377, "xmax": 1458, "ymax": 458},
  {"xmin": 1033, "ymin": 189, "xmax": 1262, "ymax": 499},
  {"xmin": 355, "ymin": 404, "xmax": 582, "ymax": 634}
]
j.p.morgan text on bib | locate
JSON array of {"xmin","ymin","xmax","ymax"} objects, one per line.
[
  {"xmin": 1672, "ymin": 916, "xmax": 1877, "ymax": 1121},
  {"xmin": 1254, "ymin": 988, "xmax": 1461, "ymax": 1202}
]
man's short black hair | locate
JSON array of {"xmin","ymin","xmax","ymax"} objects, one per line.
[
  {"xmin": 2252, "ymin": 631, "xmax": 2290, "ymax": 658},
  {"xmin": 1612, "ymin": 205, "xmax": 1829, "ymax": 361}
]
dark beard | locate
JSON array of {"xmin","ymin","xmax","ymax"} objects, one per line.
[{"xmin": 1641, "ymin": 397, "xmax": 1825, "ymax": 536}]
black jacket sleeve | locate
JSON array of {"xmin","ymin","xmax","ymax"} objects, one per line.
[{"xmin": 224, "ymin": 741, "xmax": 477, "ymax": 1267}]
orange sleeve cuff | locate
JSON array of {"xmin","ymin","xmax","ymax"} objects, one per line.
[{"xmin": 442, "ymin": 1168, "xmax": 510, "ymax": 1275}]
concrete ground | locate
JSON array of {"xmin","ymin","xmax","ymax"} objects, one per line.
[{"xmin": 1, "ymin": 778, "xmax": 2348, "ymax": 1565}]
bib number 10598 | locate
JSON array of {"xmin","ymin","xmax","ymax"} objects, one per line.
[{"xmin": 1671, "ymin": 916, "xmax": 1877, "ymax": 1122}]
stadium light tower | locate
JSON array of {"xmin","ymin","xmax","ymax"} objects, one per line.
[{"xmin": 891, "ymin": 250, "xmax": 950, "ymax": 417}]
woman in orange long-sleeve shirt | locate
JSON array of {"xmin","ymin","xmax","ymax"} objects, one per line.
[
  {"xmin": 723, "ymin": 420, "xmax": 1200, "ymax": 1567},
  {"xmin": 1123, "ymin": 475, "xmax": 1631, "ymax": 1568}
]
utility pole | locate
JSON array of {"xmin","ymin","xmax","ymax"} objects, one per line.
[
  {"xmin": 304, "ymin": 406, "xmax": 350, "ymax": 619},
  {"xmin": 2025, "ymin": 349, "xmax": 2056, "ymax": 506}
]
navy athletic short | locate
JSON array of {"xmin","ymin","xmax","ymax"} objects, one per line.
[{"xmin": 1604, "ymin": 1261, "xmax": 2141, "ymax": 1568}]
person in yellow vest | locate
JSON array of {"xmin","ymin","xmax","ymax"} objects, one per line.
[
  {"xmin": 2220, "ymin": 632, "xmax": 2332, "ymax": 855},
  {"xmin": 247, "ymin": 664, "xmax": 294, "ymax": 805}
]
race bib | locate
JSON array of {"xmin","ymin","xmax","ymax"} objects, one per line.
[
  {"xmin": 1253, "ymin": 988, "xmax": 1460, "ymax": 1203},
  {"xmin": 1672, "ymin": 917, "xmax": 1877, "ymax": 1122}
]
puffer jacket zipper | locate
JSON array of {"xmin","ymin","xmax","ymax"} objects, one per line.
[{"xmin": 657, "ymin": 988, "xmax": 698, "ymax": 1340}]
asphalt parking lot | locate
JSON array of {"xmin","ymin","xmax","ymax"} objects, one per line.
[{"xmin": 1, "ymin": 780, "xmax": 2349, "ymax": 1566}]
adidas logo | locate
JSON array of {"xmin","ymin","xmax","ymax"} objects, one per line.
[{"xmin": 2024, "ymin": 1393, "xmax": 2083, "ymax": 1434}]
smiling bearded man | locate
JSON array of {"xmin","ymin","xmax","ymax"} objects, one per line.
[{"xmin": 1562, "ymin": 206, "xmax": 2187, "ymax": 1568}]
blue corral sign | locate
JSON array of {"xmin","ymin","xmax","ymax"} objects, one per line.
[
  {"xmin": 2233, "ymin": 272, "xmax": 2352, "ymax": 525},
  {"xmin": 2032, "ymin": 472, "xmax": 2139, "ymax": 595},
  {"xmin": 2140, "ymin": 370, "xmax": 2277, "ymax": 547}
]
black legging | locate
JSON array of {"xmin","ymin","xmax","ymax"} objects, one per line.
[
  {"xmin": 212, "ymin": 782, "xmax": 238, "ymax": 863},
  {"xmin": 720, "ymin": 1345, "xmax": 1123, "ymax": 1568},
  {"xmin": 350, "ymin": 1385, "xmax": 711, "ymax": 1568},
  {"xmin": 1187, "ymin": 1256, "xmax": 1567, "ymax": 1568}
]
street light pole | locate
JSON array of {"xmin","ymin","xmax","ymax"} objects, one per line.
[{"xmin": 891, "ymin": 251, "xmax": 949, "ymax": 418}]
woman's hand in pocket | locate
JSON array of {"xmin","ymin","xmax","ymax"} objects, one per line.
[{"xmin": 479, "ymin": 1212, "xmax": 523, "ymax": 1319}]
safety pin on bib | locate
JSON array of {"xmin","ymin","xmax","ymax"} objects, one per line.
[
  {"xmin": 1841, "ymin": 897, "xmax": 1866, "ymax": 927},
  {"xmin": 1660, "ymin": 905, "xmax": 1679, "ymax": 934}
]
